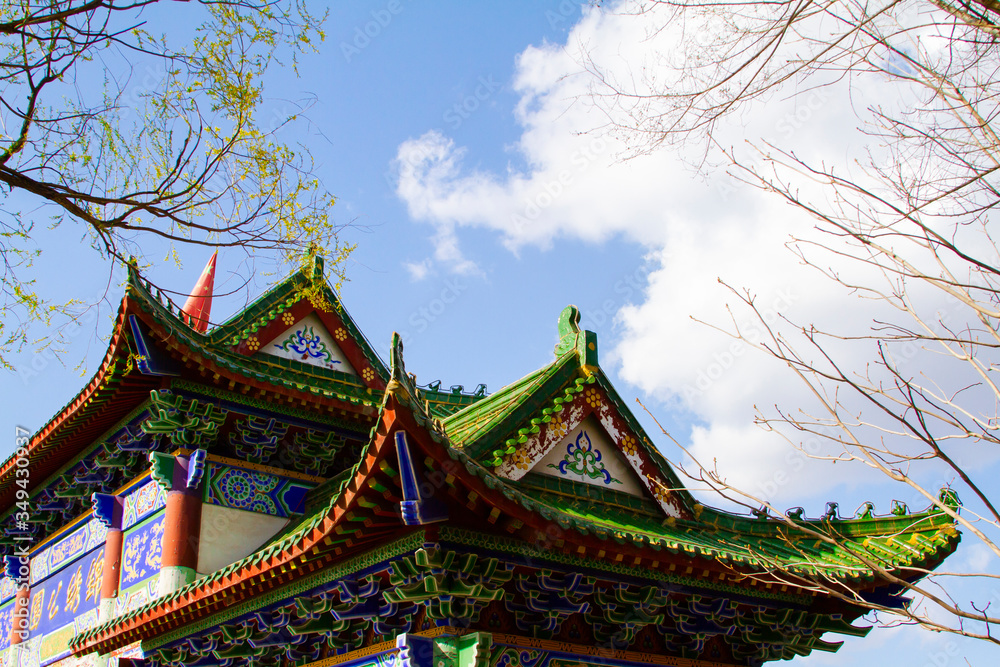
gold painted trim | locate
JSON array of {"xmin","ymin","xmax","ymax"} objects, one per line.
[
  {"xmin": 302, "ymin": 639, "xmax": 397, "ymax": 667},
  {"xmin": 172, "ymin": 448, "xmax": 328, "ymax": 483}
]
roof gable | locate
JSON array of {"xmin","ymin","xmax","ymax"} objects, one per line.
[
  {"xmin": 207, "ymin": 256, "xmax": 388, "ymax": 389},
  {"xmin": 530, "ymin": 414, "xmax": 645, "ymax": 496},
  {"xmin": 442, "ymin": 305, "xmax": 595, "ymax": 456},
  {"xmin": 440, "ymin": 305, "xmax": 691, "ymax": 519},
  {"xmin": 259, "ymin": 312, "xmax": 357, "ymax": 375},
  {"xmin": 495, "ymin": 380, "xmax": 687, "ymax": 518}
]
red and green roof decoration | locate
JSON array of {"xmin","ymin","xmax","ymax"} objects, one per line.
[
  {"xmin": 0, "ymin": 255, "xmax": 395, "ymax": 549},
  {"xmin": 68, "ymin": 302, "xmax": 958, "ymax": 665},
  {"xmin": 0, "ymin": 258, "xmax": 961, "ymax": 666}
]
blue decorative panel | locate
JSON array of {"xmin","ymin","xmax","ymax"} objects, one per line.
[
  {"xmin": 203, "ymin": 463, "xmax": 311, "ymax": 517},
  {"xmin": 115, "ymin": 574, "xmax": 159, "ymax": 620},
  {"xmin": 13, "ymin": 516, "xmax": 108, "ymax": 666},
  {"xmin": 30, "ymin": 520, "xmax": 107, "ymax": 586},
  {"xmin": 0, "ymin": 599, "xmax": 13, "ymax": 653},
  {"xmin": 120, "ymin": 513, "xmax": 164, "ymax": 590},
  {"xmin": 26, "ymin": 546, "xmax": 102, "ymax": 665},
  {"xmin": 121, "ymin": 478, "xmax": 167, "ymax": 530},
  {"xmin": 0, "ymin": 576, "xmax": 16, "ymax": 605}
]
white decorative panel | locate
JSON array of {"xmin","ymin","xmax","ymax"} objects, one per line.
[
  {"xmin": 532, "ymin": 415, "xmax": 644, "ymax": 496},
  {"xmin": 197, "ymin": 504, "xmax": 289, "ymax": 575},
  {"xmin": 260, "ymin": 313, "xmax": 356, "ymax": 374}
]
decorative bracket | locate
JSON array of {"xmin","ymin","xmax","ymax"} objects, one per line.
[
  {"xmin": 149, "ymin": 449, "xmax": 207, "ymax": 493},
  {"xmin": 91, "ymin": 493, "xmax": 123, "ymax": 530},
  {"xmin": 142, "ymin": 390, "xmax": 227, "ymax": 448},
  {"xmin": 394, "ymin": 431, "xmax": 446, "ymax": 526},
  {"xmin": 396, "ymin": 632, "xmax": 493, "ymax": 667},
  {"xmin": 149, "ymin": 452, "xmax": 175, "ymax": 492},
  {"xmin": 187, "ymin": 449, "xmax": 208, "ymax": 490}
]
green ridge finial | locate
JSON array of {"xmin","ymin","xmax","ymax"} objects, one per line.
[
  {"xmin": 390, "ymin": 332, "xmax": 404, "ymax": 380},
  {"xmin": 554, "ymin": 305, "xmax": 581, "ymax": 357},
  {"xmin": 554, "ymin": 305, "xmax": 598, "ymax": 367},
  {"xmin": 558, "ymin": 305, "xmax": 581, "ymax": 337}
]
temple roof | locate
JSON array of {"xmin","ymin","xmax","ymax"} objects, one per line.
[
  {"xmin": 69, "ymin": 310, "xmax": 961, "ymax": 659},
  {"xmin": 0, "ymin": 257, "xmax": 960, "ymax": 663}
]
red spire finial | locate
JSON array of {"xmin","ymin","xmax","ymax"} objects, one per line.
[{"xmin": 181, "ymin": 251, "xmax": 217, "ymax": 333}]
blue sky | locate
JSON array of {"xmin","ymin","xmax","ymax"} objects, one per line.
[{"xmin": 2, "ymin": 1, "xmax": 997, "ymax": 664}]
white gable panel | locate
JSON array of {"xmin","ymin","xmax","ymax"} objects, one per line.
[
  {"xmin": 198, "ymin": 505, "xmax": 289, "ymax": 575},
  {"xmin": 532, "ymin": 415, "xmax": 644, "ymax": 496},
  {"xmin": 260, "ymin": 313, "xmax": 356, "ymax": 374}
]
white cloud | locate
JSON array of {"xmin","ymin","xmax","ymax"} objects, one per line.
[
  {"xmin": 393, "ymin": 2, "xmax": 979, "ymax": 508},
  {"xmin": 403, "ymin": 258, "xmax": 433, "ymax": 281}
]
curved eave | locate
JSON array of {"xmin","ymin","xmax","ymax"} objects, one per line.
[
  {"xmin": 132, "ymin": 308, "xmax": 380, "ymax": 418},
  {"xmin": 381, "ymin": 366, "xmax": 960, "ymax": 589},
  {"xmin": 442, "ymin": 351, "xmax": 580, "ymax": 453},
  {"xmin": 70, "ymin": 383, "xmax": 962, "ymax": 657},
  {"xmin": 0, "ymin": 298, "xmax": 160, "ymax": 514},
  {"xmin": 443, "ymin": 446, "xmax": 960, "ymax": 585}
]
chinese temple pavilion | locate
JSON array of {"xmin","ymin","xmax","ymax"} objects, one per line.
[{"xmin": 0, "ymin": 256, "xmax": 960, "ymax": 667}]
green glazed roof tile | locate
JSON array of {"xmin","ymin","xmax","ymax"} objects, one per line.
[
  {"xmin": 445, "ymin": 446, "xmax": 959, "ymax": 581},
  {"xmin": 443, "ymin": 351, "xmax": 579, "ymax": 455}
]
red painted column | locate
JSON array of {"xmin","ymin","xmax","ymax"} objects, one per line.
[
  {"xmin": 159, "ymin": 487, "xmax": 202, "ymax": 571},
  {"xmin": 152, "ymin": 450, "xmax": 205, "ymax": 597},
  {"xmin": 100, "ymin": 528, "xmax": 124, "ymax": 600},
  {"xmin": 92, "ymin": 493, "xmax": 124, "ymax": 624}
]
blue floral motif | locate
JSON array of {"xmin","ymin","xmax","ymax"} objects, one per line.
[
  {"xmin": 547, "ymin": 430, "xmax": 621, "ymax": 485},
  {"xmin": 274, "ymin": 326, "xmax": 339, "ymax": 365}
]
